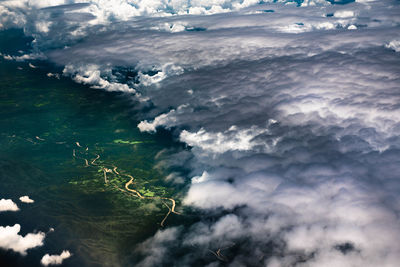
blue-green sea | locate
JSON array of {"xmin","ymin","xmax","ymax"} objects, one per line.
[{"xmin": 0, "ymin": 29, "xmax": 187, "ymax": 267}]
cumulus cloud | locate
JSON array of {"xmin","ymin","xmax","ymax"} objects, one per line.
[
  {"xmin": 180, "ymin": 125, "xmax": 276, "ymax": 154},
  {"xmin": 41, "ymin": 250, "xmax": 72, "ymax": 266},
  {"xmin": 0, "ymin": 224, "xmax": 45, "ymax": 255},
  {"xmin": 386, "ymin": 40, "xmax": 400, "ymax": 52},
  {"xmin": 138, "ymin": 63, "xmax": 184, "ymax": 86},
  {"xmin": 138, "ymin": 104, "xmax": 189, "ymax": 132},
  {"xmin": 0, "ymin": 198, "xmax": 19, "ymax": 212},
  {"xmin": 19, "ymin": 196, "xmax": 34, "ymax": 203},
  {"xmin": 1, "ymin": 52, "xmax": 46, "ymax": 62},
  {"xmin": 1, "ymin": 0, "xmax": 400, "ymax": 266},
  {"xmin": 62, "ymin": 64, "xmax": 138, "ymax": 94}
]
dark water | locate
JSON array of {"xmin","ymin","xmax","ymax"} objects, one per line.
[{"xmin": 0, "ymin": 29, "xmax": 184, "ymax": 267}]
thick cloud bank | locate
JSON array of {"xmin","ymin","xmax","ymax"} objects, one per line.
[
  {"xmin": 41, "ymin": 250, "xmax": 72, "ymax": 266},
  {"xmin": 1, "ymin": 0, "xmax": 400, "ymax": 266}
]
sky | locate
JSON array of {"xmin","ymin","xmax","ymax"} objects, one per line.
[{"xmin": 1, "ymin": 0, "xmax": 400, "ymax": 266}]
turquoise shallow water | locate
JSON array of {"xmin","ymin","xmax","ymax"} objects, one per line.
[{"xmin": 0, "ymin": 29, "xmax": 185, "ymax": 267}]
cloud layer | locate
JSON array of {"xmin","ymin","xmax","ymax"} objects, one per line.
[{"xmin": 1, "ymin": 0, "xmax": 400, "ymax": 266}]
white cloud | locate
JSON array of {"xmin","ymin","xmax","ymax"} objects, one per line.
[
  {"xmin": 180, "ymin": 125, "xmax": 273, "ymax": 154},
  {"xmin": 0, "ymin": 224, "xmax": 45, "ymax": 255},
  {"xmin": 1, "ymin": 53, "xmax": 46, "ymax": 62},
  {"xmin": 2, "ymin": 0, "xmax": 400, "ymax": 266},
  {"xmin": 138, "ymin": 112, "xmax": 176, "ymax": 133},
  {"xmin": 153, "ymin": 22, "xmax": 187, "ymax": 33},
  {"xmin": 138, "ymin": 104, "xmax": 189, "ymax": 132},
  {"xmin": 191, "ymin": 171, "xmax": 211, "ymax": 183},
  {"xmin": 138, "ymin": 63, "xmax": 184, "ymax": 86},
  {"xmin": 0, "ymin": 198, "xmax": 19, "ymax": 212},
  {"xmin": 334, "ymin": 10, "xmax": 355, "ymax": 18},
  {"xmin": 63, "ymin": 64, "xmax": 138, "ymax": 94},
  {"xmin": 35, "ymin": 20, "xmax": 52, "ymax": 33},
  {"xmin": 356, "ymin": 0, "xmax": 376, "ymax": 3},
  {"xmin": 41, "ymin": 250, "xmax": 72, "ymax": 266},
  {"xmin": 301, "ymin": 0, "xmax": 330, "ymax": 6},
  {"xmin": 19, "ymin": 196, "xmax": 34, "ymax": 203},
  {"xmin": 386, "ymin": 40, "xmax": 400, "ymax": 52}
]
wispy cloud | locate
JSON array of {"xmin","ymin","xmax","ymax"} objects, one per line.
[{"xmin": 19, "ymin": 196, "xmax": 34, "ymax": 203}]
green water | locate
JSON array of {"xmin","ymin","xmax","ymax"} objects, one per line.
[{"xmin": 0, "ymin": 29, "xmax": 184, "ymax": 267}]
